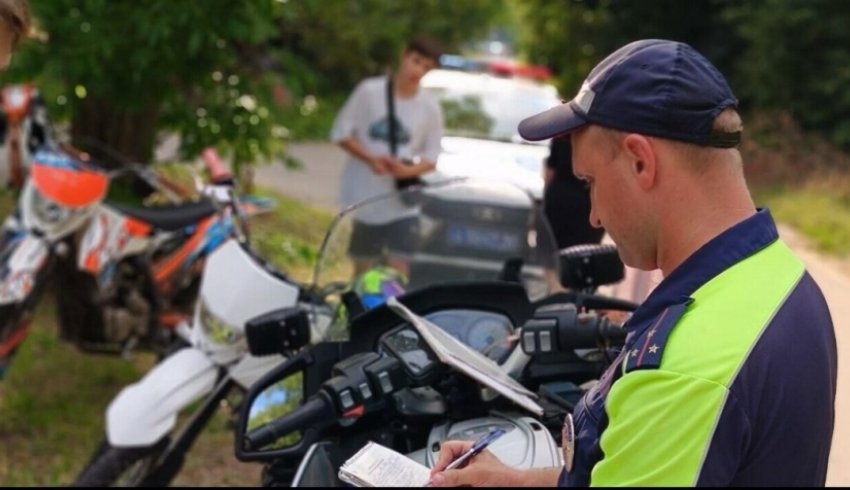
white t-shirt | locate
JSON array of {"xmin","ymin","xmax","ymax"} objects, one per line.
[{"xmin": 331, "ymin": 75, "xmax": 443, "ymax": 224}]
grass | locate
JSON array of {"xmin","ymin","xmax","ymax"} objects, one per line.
[
  {"xmin": 756, "ymin": 183, "xmax": 850, "ymax": 257},
  {"xmin": 741, "ymin": 111, "xmax": 850, "ymax": 258},
  {"xmin": 247, "ymin": 185, "xmax": 335, "ymax": 284},
  {"xmin": 0, "ymin": 186, "xmax": 333, "ymax": 486}
]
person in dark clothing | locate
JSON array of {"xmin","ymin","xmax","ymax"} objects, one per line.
[{"xmin": 543, "ymin": 136, "xmax": 605, "ymax": 250}]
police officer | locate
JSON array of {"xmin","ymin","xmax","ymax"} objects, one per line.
[{"xmin": 429, "ymin": 39, "xmax": 836, "ymax": 487}]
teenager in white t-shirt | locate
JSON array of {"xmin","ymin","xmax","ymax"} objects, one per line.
[{"xmin": 331, "ymin": 35, "xmax": 445, "ymax": 277}]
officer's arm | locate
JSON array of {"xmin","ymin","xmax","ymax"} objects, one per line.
[{"xmin": 590, "ymin": 369, "xmax": 745, "ymax": 486}]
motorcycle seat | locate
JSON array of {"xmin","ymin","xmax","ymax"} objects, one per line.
[{"xmin": 105, "ymin": 198, "xmax": 219, "ymax": 231}]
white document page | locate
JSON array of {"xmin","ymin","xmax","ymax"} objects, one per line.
[
  {"xmin": 338, "ymin": 441, "xmax": 431, "ymax": 487},
  {"xmin": 386, "ymin": 297, "xmax": 544, "ymax": 416}
]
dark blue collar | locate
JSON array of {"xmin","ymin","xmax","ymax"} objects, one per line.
[{"xmin": 626, "ymin": 208, "xmax": 779, "ymax": 330}]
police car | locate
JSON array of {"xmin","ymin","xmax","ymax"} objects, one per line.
[{"xmin": 420, "ymin": 57, "xmax": 562, "ymax": 201}]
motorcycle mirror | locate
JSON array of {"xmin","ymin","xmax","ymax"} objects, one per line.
[
  {"xmin": 558, "ymin": 244, "xmax": 624, "ymax": 293},
  {"xmin": 243, "ymin": 369, "xmax": 306, "ymax": 451},
  {"xmin": 235, "ymin": 343, "xmax": 344, "ymax": 462},
  {"xmin": 246, "ymin": 307, "xmax": 311, "ymax": 356}
]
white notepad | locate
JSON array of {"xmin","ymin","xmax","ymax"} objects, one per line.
[{"xmin": 338, "ymin": 441, "xmax": 431, "ymax": 487}]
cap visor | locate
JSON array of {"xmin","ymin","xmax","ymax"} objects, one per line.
[{"xmin": 518, "ymin": 102, "xmax": 588, "ymax": 141}]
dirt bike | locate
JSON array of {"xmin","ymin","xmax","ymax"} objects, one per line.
[
  {"xmin": 0, "ymin": 142, "xmax": 244, "ymax": 377},
  {"xmin": 55, "ymin": 145, "xmax": 252, "ymax": 358},
  {"xmin": 72, "ymin": 208, "xmax": 302, "ymax": 487},
  {"xmin": 232, "ymin": 240, "xmax": 635, "ymax": 486}
]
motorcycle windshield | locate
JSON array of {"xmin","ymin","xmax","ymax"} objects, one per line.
[{"xmin": 310, "ymin": 178, "xmax": 559, "ymax": 341}]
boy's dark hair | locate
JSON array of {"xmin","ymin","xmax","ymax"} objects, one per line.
[
  {"xmin": 0, "ymin": 0, "xmax": 31, "ymax": 48},
  {"xmin": 406, "ymin": 34, "xmax": 443, "ymax": 65}
]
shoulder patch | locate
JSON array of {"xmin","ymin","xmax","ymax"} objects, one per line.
[{"xmin": 624, "ymin": 298, "xmax": 694, "ymax": 372}]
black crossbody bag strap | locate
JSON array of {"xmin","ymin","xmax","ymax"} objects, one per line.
[
  {"xmin": 386, "ymin": 73, "xmax": 398, "ymax": 157},
  {"xmin": 386, "ymin": 73, "xmax": 421, "ymax": 193}
]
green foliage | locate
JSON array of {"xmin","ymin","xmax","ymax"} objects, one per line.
[
  {"xmin": 274, "ymin": 93, "xmax": 347, "ymax": 142},
  {"xmin": 1, "ymin": 0, "xmax": 507, "ymax": 172},
  {"xmin": 513, "ymin": 0, "xmax": 735, "ymax": 96},
  {"xmin": 512, "ymin": 0, "xmax": 850, "ymax": 154},
  {"xmin": 271, "ymin": 0, "xmax": 507, "ymax": 94},
  {"xmin": 726, "ymin": 1, "xmax": 850, "ymax": 148}
]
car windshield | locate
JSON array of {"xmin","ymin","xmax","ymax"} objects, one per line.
[{"xmin": 422, "ymin": 71, "xmax": 561, "ymax": 144}]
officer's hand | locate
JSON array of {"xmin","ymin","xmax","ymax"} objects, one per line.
[{"xmin": 429, "ymin": 441, "xmax": 520, "ymax": 487}]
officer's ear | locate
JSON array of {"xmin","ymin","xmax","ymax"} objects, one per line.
[{"xmin": 622, "ymin": 134, "xmax": 657, "ymax": 191}]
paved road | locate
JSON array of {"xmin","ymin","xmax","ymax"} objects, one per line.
[
  {"xmin": 245, "ymin": 141, "xmax": 850, "ymax": 485},
  {"xmin": 254, "ymin": 141, "xmax": 347, "ymax": 211}
]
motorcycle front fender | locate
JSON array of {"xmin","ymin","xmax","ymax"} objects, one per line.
[
  {"xmin": 0, "ymin": 233, "xmax": 51, "ymax": 306},
  {"xmin": 105, "ymin": 347, "xmax": 219, "ymax": 447}
]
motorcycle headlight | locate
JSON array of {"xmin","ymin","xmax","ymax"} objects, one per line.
[
  {"xmin": 30, "ymin": 188, "xmax": 75, "ymax": 225},
  {"xmin": 199, "ymin": 300, "xmax": 244, "ymax": 346}
]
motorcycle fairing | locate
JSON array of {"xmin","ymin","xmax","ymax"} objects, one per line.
[
  {"xmin": 30, "ymin": 151, "xmax": 108, "ymax": 208},
  {"xmin": 189, "ymin": 238, "xmax": 300, "ymax": 365},
  {"xmin": 0, "ymin": 233, "xmax": 49, "ymax": 305},
  {"xmin": 105, "ymin": 347, "xmax": 218, "ymax": 447},
  {"xmin": 78, "ymin": 206, "xmax": 151, "ymax": 278}
]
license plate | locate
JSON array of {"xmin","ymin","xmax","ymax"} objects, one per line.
[{"xmin": 446, "ymin": 224, "xmax": 522, "ymax": 253}]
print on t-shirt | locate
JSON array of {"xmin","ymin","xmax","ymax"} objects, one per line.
[{"xmin": 368, "ymin": 116, "xmax": 411, "ymax": 145}]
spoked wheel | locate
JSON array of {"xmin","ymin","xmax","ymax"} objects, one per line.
[{"xmin": 73, "ymin": 437, "xmax": 171, "ymax": 487}]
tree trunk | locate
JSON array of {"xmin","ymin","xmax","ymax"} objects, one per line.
[{"xmin": 70, "ymin": 95, "xmax": 160, "ymax": 167}]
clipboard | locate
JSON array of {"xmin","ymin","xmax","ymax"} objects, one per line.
[{"xmin": 386, "ymin": 297, "xmax": 544, "ymax": 416}]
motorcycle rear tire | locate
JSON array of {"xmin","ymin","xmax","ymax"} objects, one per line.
[{"xmin": 72, "ymin": 437, "xmax": 170, "ymax": 487}]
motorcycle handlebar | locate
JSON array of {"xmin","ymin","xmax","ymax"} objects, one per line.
[{"xmin": 243, "ymin": 392, "xmax": 335, "ymax": 451}]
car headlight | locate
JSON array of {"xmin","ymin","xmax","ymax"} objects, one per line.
[{"xmin": 199, "ymin": 299, "xmax": 244, "ymax": 346}]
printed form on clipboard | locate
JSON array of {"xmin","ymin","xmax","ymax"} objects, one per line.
[
  {"xmin": 385, "ymin": 297, "xmax": 544, "ymax": 417},
  {"xmin": 338, "ymin": 440, "xmax": 432, "ymax": 487}
]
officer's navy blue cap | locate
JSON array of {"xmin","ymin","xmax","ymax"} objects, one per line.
[{"xmin": 519, "ymin": 39, "xmax": 741, "ymax": 148}]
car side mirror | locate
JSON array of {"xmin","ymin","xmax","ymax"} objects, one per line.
[{"xmin": 246, "ymin": 307, "xmax": 311, "ymax": 356}]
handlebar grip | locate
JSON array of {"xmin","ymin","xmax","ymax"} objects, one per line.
[
  {"xmin": 600, "ymin": 319, "xmax": 628, "ymax": 345},
  {"xmin": 243, "ymin": 393, "xmax": 335, "ymax": 451},
  {"xmin": 202, "ymin": 147, "xmax": 233, "ymax": 184}
]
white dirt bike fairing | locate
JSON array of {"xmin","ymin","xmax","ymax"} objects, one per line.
[
  {"xmin": 0, "ymin": 234, "xmax": 49, "ymax": 305},
  {"xmin": 106, "ymin": 347, "xmax": 218, "ymax": 447}
]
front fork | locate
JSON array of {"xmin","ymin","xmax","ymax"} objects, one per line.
[{"xmin": 139, "ymin": 374, "xmax": 237, "ymax": 486}]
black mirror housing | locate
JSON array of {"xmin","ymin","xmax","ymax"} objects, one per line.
[
  {"xmin": 559, "ymin": 244, "xmax": 624, "ymax": 292},
  {"xmin": 246, "ymin": 307, "xmax": 311, "ymax": 356}
]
